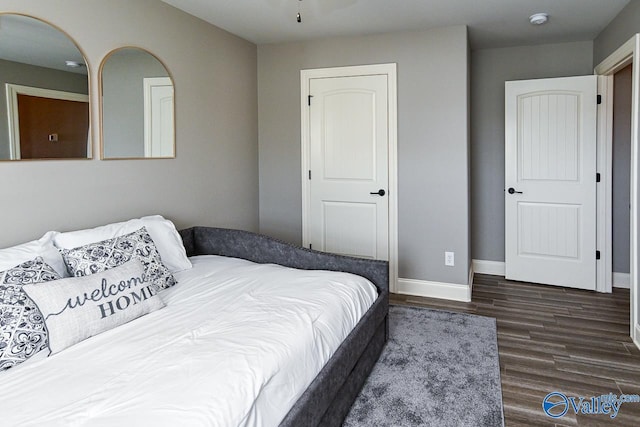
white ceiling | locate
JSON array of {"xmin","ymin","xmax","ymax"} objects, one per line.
[
  {"xmin": 0, "ymin": 14, "xmax": 87, "ymax": 74},
  {"xmin": 161, "ymin": 0, "xmax": 630, "ymax": 48}
]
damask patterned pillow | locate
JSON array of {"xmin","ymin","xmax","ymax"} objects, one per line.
[
  {"xmin": 61, "ymin": 227, "xmax": 176, "ymax": 292},
  {"xmin": 0, "ymin": 257, "xmax": 61, "ymax": 371}
]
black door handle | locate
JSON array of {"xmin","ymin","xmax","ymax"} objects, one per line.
[
  {"xmin": 507, "ymin": 187, "xmax": 523, "ymax": 194},
  {"xmin": 370, "ymin": 189, "xmax": 386, "ymax": 196}
]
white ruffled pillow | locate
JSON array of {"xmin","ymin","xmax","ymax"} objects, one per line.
[
  {"xmin": 0, "ymin": 232, "xmax": 68, "ymax": 278},
  {"xmin": 52, "ymin": 215, "xmax": 191, "ymax": 273}
]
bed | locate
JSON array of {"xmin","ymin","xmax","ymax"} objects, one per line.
[
  {"xmin": 180, "ymin": 227, "xmax": 390, "ymax": 426},
  {"xmin": 0, "ymin": 223, "xmax": 389, "ymax": 426}
]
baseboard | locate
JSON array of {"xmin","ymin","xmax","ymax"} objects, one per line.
[
  {"xmin": 472, "ymin": 259, "xmax": 505, "ymax": 276},
  {"xmin": 397, "ymin": 278, "xmax": 471, "ymax": 303},
  {"xmin": 472, "ymin": 261, "xmax": 631, "ymax": 289},
  {"xmin": 613, "ymin": 272, "xmax": 630, "ymax": 289}
]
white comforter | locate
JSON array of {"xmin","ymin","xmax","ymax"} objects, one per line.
[{"xmin": 0, "ymin": 255, "xmax": 377, "ymax": 427}]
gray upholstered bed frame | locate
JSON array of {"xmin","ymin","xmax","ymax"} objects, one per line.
[{"xmin": 178, "ymin": 226, "xmax": 389, "ymax": 426}]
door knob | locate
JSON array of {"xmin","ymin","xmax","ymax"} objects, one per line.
[
  {"xmin": 507, "ymin": 187, "xmax": 523, "ymax": 194},
  {"xmin": 370, "ymin": 189, "xmax": 386, "ymax": 196}
]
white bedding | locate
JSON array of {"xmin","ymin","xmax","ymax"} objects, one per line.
[{"xmin": 0, "ymin": 255, "xmax": 377, "ymax": 427}]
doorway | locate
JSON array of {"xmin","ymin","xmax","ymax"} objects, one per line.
[
  {"xmin": 594, "ymin": 34, "xmax": 639, "ymax": 347},
  {"xmin": 143, "ymin": 77, "xmax": 174, "ymax": 158},
  {"xmin": 6, "ymin": 84, "xmax": 89, "ymax": 159},
  {"xmin": 300, "ymin": 63, "xmax": 398, "ymax": 291},
  {"xmin": 613, "ymin": 64, "xmax": 633, "ymax": 291},
  {"xmin": 502, "ymin": 38, "xmax": 639, "ymax": 346}
]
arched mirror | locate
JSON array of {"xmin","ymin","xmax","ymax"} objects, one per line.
[
  {"xmin": 0, "ymin": 14, "xmax": 90, "ymax": 160},
  {"xmin": 100, "ymin": 48, "xmax": 175, "ymax": 159}
]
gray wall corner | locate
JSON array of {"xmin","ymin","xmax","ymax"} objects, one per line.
[
  {"xmin": 594, "ymin": 1, "xmax": 640, "ymax": 67},
  {"xmin": 258, "ymin": 26, "xmax": 471, "ymax": 286}
]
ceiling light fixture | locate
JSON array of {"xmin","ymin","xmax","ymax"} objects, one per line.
[
  {"xmin": 297, "ymin": 0, "xmax": 302, "ymax": 23},
  {"xmin": 529, "ymin": 13, "xmax": 549, "ymax": 25},
  {"xmin": 65, "ymin": 60, "xmax": 84, "ymax": 68}
]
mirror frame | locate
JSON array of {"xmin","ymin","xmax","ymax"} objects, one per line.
[
  {"xmin": 0, "ymin": 13, "xmax": 92, "ymax": 161},
  {"xmin": 98, "ymin": 46, "xmax": 176, "ymax": 160}
]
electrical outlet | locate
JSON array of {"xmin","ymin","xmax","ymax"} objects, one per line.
[{"xmin": 445, "ymin": 251, "xmax": 455, "ymax": 267}]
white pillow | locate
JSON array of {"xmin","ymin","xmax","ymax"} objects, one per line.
[
  {"xmin": 22, "ymin": 259, "xmax": 165, "ymax": 355},
  {"xmin": 0, "ymin": 232, "xmax": 68, "ymax": 278},
  {"xmin": 53, "ymin": 215, "xmax": 191, "ymax": 273}
]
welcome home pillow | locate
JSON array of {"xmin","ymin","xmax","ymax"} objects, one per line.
[
  {"xmin": 0, "ymin": 257, "xmax": 61, "ymax": 371},
  {"xmin": 22, "ymin": 259, "xmax": 165, "ymax": 355},
  {"xmin": 61, "ymin": 227, "xmax": 176, "ymax": 293}
]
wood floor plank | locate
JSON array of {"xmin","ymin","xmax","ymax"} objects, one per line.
[
  {"xmin": 391, "ymin": 277, "xmax": 640, "ymax": 426},
  {"xmin": 499, "ymin": 336, "xmax": 569, "ymax": 358},
  {"xmin": 528, "ymin": 330, "xmax": 632, "ymax": 353},
  {"xmin": 563, "ymin": 346, "xmax": 640, "ymax": 371},
  {"xmin": 553, "ymin": 357, "xmax": 640, "ymax": 385}
]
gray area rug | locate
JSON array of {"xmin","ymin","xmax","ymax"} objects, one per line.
[{"xmin": 343, "ymin": 305, "xmax": 504, "ymax": 427}]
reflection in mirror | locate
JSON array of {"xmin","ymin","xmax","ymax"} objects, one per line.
[
  {"xmin": 100, "ymin": 48, "xmax": 175, "ymax": 159},
  {"xmin": 0, "ymin": 14, "xmax": 90, "ymax": 160}
]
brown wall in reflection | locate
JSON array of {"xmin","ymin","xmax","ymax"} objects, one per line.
[
  {"xmin": 0, "ymin": 59, "xmax": 88, "ymax": 159},
  {"xmin": 17, "ymin": 94, "xmax": 89, "ymax": 159}
]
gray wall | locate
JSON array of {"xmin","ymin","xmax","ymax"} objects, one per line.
[
  {"xmin": 0, "ymin": 59, "xmax": 88, "ymax": 159},
  {"xmin": 258, "ymin": 26, "xmax": 470, "ymax": 285},
  {"xmin": 0, "ymin": 0, "xmax": 258, "ymax": 248},
  {"xmin": 613, "ymin": 65, "xmax": 632, "ymax": 274},
  {"xmin": 594, "ymin": 0, "xmax": 640, "ymax": 66},
  {"xmin": 102, "ymin": 50, "xmax": 169, "ymax": 158},
  {"xmin": 470, "ymin": 41, "xmax": 594, "ymax": 262}
]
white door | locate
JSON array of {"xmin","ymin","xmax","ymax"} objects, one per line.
[
  {"xmin": 505, "ymin": 76, "xmax": 598, "ymax": 290},
  {"xmin": 144, "ymin": 77, "xmax": 174, "ymax": 157},
  {"xmin": 307, "ymin": 74, "xmax": 389, "ymax": 259}
]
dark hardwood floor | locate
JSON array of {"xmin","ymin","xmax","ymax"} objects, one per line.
[{"xmin": 391, "ymin": 274, "xmax": 640, "ymax": 426}]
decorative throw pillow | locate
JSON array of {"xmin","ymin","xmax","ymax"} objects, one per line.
[
  {"xmin": 23, "ymin": 259, "xmax": 165, "ymax": 355},
  {"xmin": 0, "ymin": 257, "xmax": 61, "ymax": 371},
  {"xmin": 61, "ymin": 227, "xmax": 176, "ymax": 292},
  {"xmin": 52, "ymin": 215, "xmax": 192, "ymax": 273}
]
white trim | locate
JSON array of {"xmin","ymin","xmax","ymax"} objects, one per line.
[
  {"xmin": 614, "ymin": 272, "xmax": 631, "ymax": 289},
  {"xmin": 634, "ymin": 324, "xmax": 640, "ymax": 350},
  {"xmin": 472, "ymin": 260, "xmax": 506, "ymax": 276},
  {"xmin": 594, "ymin": 37, "xmax": 635, "ymax": 75},
  {"xmin": 300, "ymin": 63, "xmax": 399, "ymax": 293},
  {"xmin": 594, "ymin": 34, "xmax": 639, "ymax": 342},
  {"xmin": 397, "ymin": 278, "xmax": 471, "ymax": 303},
  {"xmin": 471, "ymin": 261, "xmax": 633, "ymax": 290},
  {"xmin": 5, "ymin": 83, "xmax": 89, "ymax": 160},
  {"xmin": 470, "ymin": 260, "xmax": 634, "ymax": 290},
  {"xmin": 596, "ymin": 75, "xmax": 614, "ymax": 293}
]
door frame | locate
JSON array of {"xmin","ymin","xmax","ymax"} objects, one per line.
[
  {"xmin": 300, "ymin": 63, "xmax": 398, "ymax": 293},
  {"xmin": 594, "ymin": 34, "xmax": 639, "ymax": 346},
  {"xmin": 5, "ymin": 83, "xmax": 90, "ymax": 160}
]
